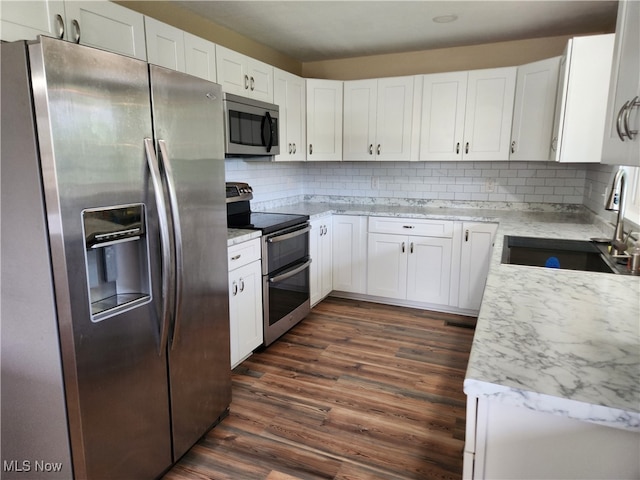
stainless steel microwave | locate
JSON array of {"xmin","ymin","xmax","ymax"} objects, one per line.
[{"xmin": 223, "ymin": 93, "xmax": 279, "ymax": 156}]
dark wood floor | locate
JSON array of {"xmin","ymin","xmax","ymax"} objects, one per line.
[{"xmin": 164, "ymin": 297, "xmax": 475, "ymax": 480}]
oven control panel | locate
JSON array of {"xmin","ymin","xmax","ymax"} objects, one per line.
[{"xmin": 226, "ymin": 182, "xmax": 253, "ymax": 203}]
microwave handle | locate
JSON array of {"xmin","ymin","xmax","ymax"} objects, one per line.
[{"xmin": 262, "ymin": 111, "xmax": 275, "ymax": 153}]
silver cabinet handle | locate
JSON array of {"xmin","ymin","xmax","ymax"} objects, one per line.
[
  {"xmin": 54, "ymin": 14, "xmax": 65, "ymax": 39},
  {"xmin": 269, "ymin": 259, "xmax": 312, "ymax": 283},
  {"xmin": 231, "ymin": 254, "xmax": 241, "ymax": 261},
  {"xmin": 239, "ymin": 278, "xmax": 245, "ymax": 293},
  {"xmin": 402, "ymin": 225, "xmax": 415, "ymax": 229},
  {"xmin": 511, "ymin": 140, "xmax": 516, "ymax": 154},
  {"xmin": 244, "ymin": 75, "xmax": 249, "ymax": 90},
  {"xmin": 402, "ymin": 242, "xmax": 406, "ymax": 253},
  {"xmin": 144, "ymin": 139, "xmax": 171, "ymax": 356},
  {"xmin": 456, "ymin": 142, "xmax": 460, "ymax": 154},
  {"xmin": 377, "ymin": 144, "xmax": 381, "ymax": 155},
  {"xmin": 232, "ymin": 281, "xmax": 238, "ymax": 296},
  {"xmin": 410, "ymin": 242, "xmax": 414, "ymax": 254},
  {"xmin": 71, "ymin": 19, "xmax": 80, "ymax": 43},
  {"xmin": 551, "ymin": 136, "xmax": 558, "ymax": 152},
  {"xmin": 288, "ymin": 143, "xmax": 293, "ymax": 154},
  {"xmin": 623, "ymin": 96, "xmax": 639, "ymax": 140},
  {"xmin": 309, "ymin": 144, "xmax": 313, "ymax": 155},
  {"xmin": 158, "ymin": 140, "xmax": 183, "ymax": 350},
  {"xmin": 293, "ymin": 143, "xmax": 296, "ymax": 154},
  {"xmin": 369, "ymin": 144, "xmax": 373, "ymax": 155},
  {"xmin": 616, "ymin": 101, "xmax": 630, "ymax": 141},
  {"xmin": 465, "ymin": 229, "xmax": 469, "ymax": 242},
  {"xmin": 465, "ymin": 142, "xmax": 470, "ymax": 154},
  {"xmin": 250, "ymin": 76, "xmax": 255, "ymax": 91}
]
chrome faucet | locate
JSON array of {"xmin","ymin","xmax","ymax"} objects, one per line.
[{"xmin": 605, "ymin": 167, "xmax": 627, "ymax": 256}]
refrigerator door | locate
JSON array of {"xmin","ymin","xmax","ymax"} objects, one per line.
[
  {"xmin": 149, "ymin": 65, "xmax": 231, "ymax": 460},
  {"xmin": 28, "ymin": 38, "xmax": 172, "ymax": 478}
]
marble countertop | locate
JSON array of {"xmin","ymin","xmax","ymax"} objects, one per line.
[
  {"xmin": 227, "ymin": 228, "xmax": 261, "ymax": 247},
  {"xmin": 255, "ymin": 200, "xmax": 640, "ymax": 432}
]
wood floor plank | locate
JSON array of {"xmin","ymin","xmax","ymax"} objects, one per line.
[{"xmin": 164, "ymin": 297, "xmax": 474, "ymax": 480}]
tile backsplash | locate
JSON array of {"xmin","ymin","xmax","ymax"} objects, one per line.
[{"xmin": 226, "ymin": 158, "xmax": 596, "ymax": 208}]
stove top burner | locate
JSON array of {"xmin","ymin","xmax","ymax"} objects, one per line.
[{"xmin": 228, "ymin": 211, "xmax": 309, "ymax": 234}]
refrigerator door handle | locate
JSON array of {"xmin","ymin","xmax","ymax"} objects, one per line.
[
  {"xmin": 158, "ymin": 139, "xmax": 183, "ymax": 350},
  {"xmin": 144, "ymin": 138, "xmax": 172, "ymax": 355}
]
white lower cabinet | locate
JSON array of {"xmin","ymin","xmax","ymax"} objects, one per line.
[
  {"xmin": 465, "ymin": 396, "xmax": 640, "ymax": 479},
  {"xmin": 457, "ymin": 222, "xmax": 498, "ymax": 311},
  {"xmin": 367, "ymin": 217, "xmax": 453, "ymax": 306},
  {"xmin": 310, "ymin": 217, "xmax": 333, "ymax": 306},
  {"xmin": 332, "ymin": 215, "xmax": 367, "ymax": 294},
  {"xmin": 228, "ymin": 238, "xmax": 263, "ymax": 369}
]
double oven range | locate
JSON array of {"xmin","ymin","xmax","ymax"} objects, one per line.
[{"xmin": 226, "ymin": 182, "xmax": 311, "ymax": 346}]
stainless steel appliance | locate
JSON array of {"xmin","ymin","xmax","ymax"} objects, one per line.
[
  {"xmin": 226, "ymin": 182, "xmax": 310, "ymax": 345},
  {"xmin": 223, "ymin": 93, "xmax": 280, "ymax": 156},
  {"xmin": 1, "ymin": 38, "xmax": 230, "ymax": 479}
]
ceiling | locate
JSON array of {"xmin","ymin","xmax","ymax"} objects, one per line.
[{"xmin": 172, "ymin": 1, "xmax": 618, "ymax": 63}]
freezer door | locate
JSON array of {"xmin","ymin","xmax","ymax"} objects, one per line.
[
  {"xmin": 149, "ymin": 65, "xmax": 231, "ymax": 460},
  {"xmin": 27, "ymin": 38, "xmax": 172, "ymax": 478}
]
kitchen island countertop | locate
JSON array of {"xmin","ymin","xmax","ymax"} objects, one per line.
[{"xmin": 261, "ymin": 200, "xmax": 640, "ymax": 431}]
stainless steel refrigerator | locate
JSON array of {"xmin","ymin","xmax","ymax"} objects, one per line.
[{"xmin": 1, "ymin": 37, "xmax": 231, "ymax": 479}]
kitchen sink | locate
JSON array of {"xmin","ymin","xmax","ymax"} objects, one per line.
[{"xmin": 501, "ymin": 236, "xmax": 624, "ymax": 274}]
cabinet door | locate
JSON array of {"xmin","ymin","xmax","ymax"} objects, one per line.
[
  {"xmin": 458, "ymin": 223, "xmax": 497, "ymax": 311},
  {"xmin": 246, "ymin": 57, "xmax": 274, "ymax": 102},
  {"xmin": 306, "ymin": 79, "xmax": 343, "ymax": 161},
  {"xmin": 0, "ymin": 0, "xmax": 66, "ymax": 42},
  {"xmin": 406, "ymin": 236, "xmax": 452, "ymax": 305},
  {"xmin": 463, "ymin": 67, "xmax": 517, "ymax": 161},
  {"xmin": 553, "ymin": 34, "xmax": 615, "ymax": 163},
  {"xmin": 332, "ymin": 215, "xmax": 367, "ymax": 294},
  {"xmin": 419, "ymin": 71, "xmax": 467, "ymax": 161},
  {"xmin": 63, "ymin": 1, "xmax": 146, "ymax": 60},
  {"xmin": 367, "ymin": 233, "xmax": 407, "ymax": 300},
  {"xmin": 229, "ymin": 260, "xmax": 262, "ymax": 368},
  {"xmin": 274, "ymin": 69, "xmax": 306, "ymax": 162},
  {"xmin": 310, "ymin": 218, "xmax": 333, "ymax": 306},
  {"xmin": 602, "ymin": 0, "xmax": 640, "ymax": 167},
  {"xmin": 184, "ymin": 32, "xmax": 216, "ymax": 81},
  {"xmin": 216, "ymin": 45, "xmax": 249, "ymax": 96},
  {"xmin": 144, "ymin": 17, "xmax": 185, "ymax": 71},
  {"xmin": 343, "ymin": 79, "xmax": 377, "ymax": 161},
  {"xmin": 376, "ymin": 76, "xmax": 415, "ymax": 161},
  {"xmin": 510, "ymin": 57, "xmax": 561, "ymax": 161}
]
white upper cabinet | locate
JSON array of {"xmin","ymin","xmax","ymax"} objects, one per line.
[
  {"xmin": 343, "ymin": 76, "xmax": 417, "ymax": 161},
  {"xmin": 602, "ymin": 0, "xmax": 640, "ymax": 167},
  {"xmin": 184, "ymin": 33, "xmax": 217, "ymax": 82},
  {"xmin": 510, "ymin": 57, "xmax": 561, "ymax": 161},
  {"xmin": 306, "ymin": 79, "xmax": 343, "ymax": 162},
  {"xmin": 145, "ymin": 17, "xmax": 185, "ymax": 72},
  {"xmin": 216, "ymin": 45, "xmax": 274, "ymax": 102},
  {"xmin": 464, "ymin": 67, "xmax": 517, "ymax": 161},
  {"xmin": 274, "ymin": 69, "xmax": 306, "ymax": 162},
  {"xmin": 145, "ymin": 18, "xmax": 217, "ymax": 82},
  {"xmin": 420, "ymin": 67, "xmax": 516, "ymax": 161},
  {"xmin": 1, "ymin": 1, "xmax": 146, "ymax": 60},
  {"xmin": 550, "ymin": 34, "xmax": 615, "ymax": 163}
]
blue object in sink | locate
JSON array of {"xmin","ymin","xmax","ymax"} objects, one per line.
[{"xmin": 545, "ymin": 256, "xmax": 561, "ymax": 268}]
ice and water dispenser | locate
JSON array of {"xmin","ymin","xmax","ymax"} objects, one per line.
[{"xmin": 82, "ymin": 204, "xmax": 151, "ymax": 321}]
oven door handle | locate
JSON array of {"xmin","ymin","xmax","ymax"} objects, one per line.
[
  {"xmin": 269, "ymin": 259, "xmax": 312, "ymax": 284},
  {"xmin": 267, "ymin": 224, "xmax": 311, "ymax": 243}
]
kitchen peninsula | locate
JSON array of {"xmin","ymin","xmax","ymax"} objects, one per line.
[{"xmin": 231, "ymin": 197, "xmax": 640, "ymax": 478}]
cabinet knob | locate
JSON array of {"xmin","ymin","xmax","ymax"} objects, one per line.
[
  {"xmin": 465, "ymin": 229, "xmax": 469, "ymax": 242},
  {"xmin": 410, "ymin": 242, "xmax": 414, "ymax": 254},
  {"xmin": 401, "ymin": 242, "xmax": 406, "ymax": 253},
  {"xmin": 377, "ymin": 144, "xmax": 381, "ymax": 155},
  {"xmin": 289, "ymin": 143, "xmax": 293, "ymax": 154},
  {"xmin": 309, "ymin": 144, "xmax": 313, "ymax": 155},
  {"xmin": 369, "ymin": 144, "xmax": 373, "ymax": 155},
  {"xmin": 465, "ymin": 142, "xmax": 470, "ymax": 154},
  {"xmin": 456, "ymin": 142, "xmax": 460, "ymax": 155},
  {"xmin": 511, "ymin": 140, "xmax": 516, "ymax": 154},
  {"xmin": 293, "ymin": 143, "xmax": 296, "ymax": 154}
]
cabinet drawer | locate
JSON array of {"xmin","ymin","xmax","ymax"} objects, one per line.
[
  {"xmin": 368, "ymin": 216, "xmax": 453, "ymax": 237},
  {"xmin": 228, "ymin": 238, "xmax": 261, "ymax": 271}
]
